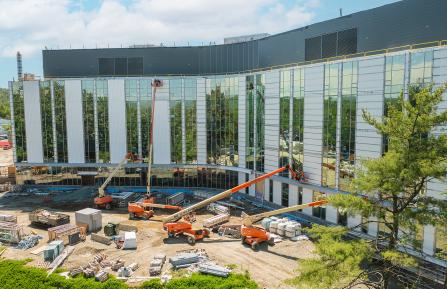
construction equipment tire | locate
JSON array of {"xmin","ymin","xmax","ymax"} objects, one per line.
[
  {"xmin": 168, "ymin": 233, "xmax": 175, "ymax": 238},
  {"xmin": 129, "ymin": 213, "xmax": 135, "ymax": 220},
  {"xmin": 241, "ymin": 236, "xmax": 246, "ymax": 244},
  {"xmin": 251, "ymin": 242, "xmax": 259, "ymax": 251},
  {"xmin": 268, "ymin": 238, "xmax": 275, "ymax": 246},
  {"xmin": 105, "ymin": 203, "xmax": 111, "ymax": 210},
  {"xmin": 187, "ymin": 236, "xmax": 196, "ymax": 245}
]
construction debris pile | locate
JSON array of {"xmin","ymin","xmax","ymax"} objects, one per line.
[{"xmin": 29, "ymin": 209, "xmax": 70, "ymax": 227}]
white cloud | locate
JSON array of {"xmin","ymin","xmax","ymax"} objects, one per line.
[{"xmin": 0, "ymin": 0, "xmax": 318, "ymax": 57}]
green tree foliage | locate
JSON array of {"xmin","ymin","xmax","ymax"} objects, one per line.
[
  {"xmin": 327, "ymin": 84, "xmax": 447, "ymax": 287},
  {"xmin": 288, "ymin": 225, "xmax": 372, "ymax": 289},
  {"xmin": 0, "ymin": 88, "xmax": 10, "ymax": 120}
]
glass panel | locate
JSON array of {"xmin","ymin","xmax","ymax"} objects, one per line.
[
  {"xmin": 140, "ymin": 79, "xmax": 152, "ymax": 162},
  {"xmin": 281, "ymin": 183, "xmax": 289, "ymax": 206},
  {"xmin": 96, "ymin": 80, "xmax": 109, "ymax": 163},
  {"xmin": 207, "ymin": 77, "xmax": 238, "ymax": 166},
  {"xmin": 322, "ymin": 63, "xmax": 339, "ymax": 188},
  {"xmin": 40, "ymin": 81, "xmax": 54, "ymax": 162},
  {"xmin": 54, "ymin": 81, "xmax": 68, "ymax": 163},
  {"xmin": 125, "ymin": 79, "xmax": 138, "ymax": 155},
  {"xmin": 312, "ymin": 191, "xmax": 326, "ymax": 219},
  {"xmin": 339, "ymin": 61, "xmax": 358, "ymax": 192},
  {"xmin": 410, "ymin": 51, "xmax": 433, "ymax": 85},
  {"xmin": 82, "ymin": 80, "xmax": 95, "ymax": 163},
  {"xmin": 293, "ymin": 68, "xmax": 305, "ymax": 165},
  {"xmin": 246, "ymin": 75, "xmax": 255, "ymax": 170},
  {"xmin": 255, "ymin": 74, "xmax": 265, "ymax": 172},
  {"xmin": 279, "ymin": 70, "xmax": 291, "ymax": 176},
  {"xmin": 12, "ymin": 82, "xmax": 26, "ymax": 162},
  {"xmin": 185, "ymin": 79, "xmax": 197, "ymax": 163},
  {"xmin": 170, "ymin": 79, "xmax": 182, "ymax": 163}
]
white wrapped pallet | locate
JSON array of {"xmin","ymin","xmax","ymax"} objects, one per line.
[
  {"xmin": 261, "ymin": 218, "xmax": 271, "ymax": 230},
  {"xmin": 75, "ymin": 208, "xmax": 102, "ymax": 232},
  {"xmin": 285, "ymin": 222, "xmax": 301, "ymax": 238},
  {"xmin": 123, "ymin": 232, "xmax": 137, "ymax": 249},
  {"xmin": 269, "ymin": 221, "xmax": 278, "ymax": 234},
  {"xmin": 277, "ymin": 222, "xmax": 287, "ymax": 236}
]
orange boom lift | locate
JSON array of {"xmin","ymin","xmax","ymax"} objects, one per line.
[
  {"xmin": 240, "ymin": 199, "xmax": 327, "ymax": 250},
  {"xmin": 162, "ymin": 163, "xmax": 305, "ymax": 244}
]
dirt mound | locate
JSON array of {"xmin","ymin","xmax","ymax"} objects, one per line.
[{"xmin": 74, "ymin": 246, "xmax": 106, "ymax": 256}]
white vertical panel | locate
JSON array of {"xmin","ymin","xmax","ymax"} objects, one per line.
[
  {"xmin": 368, "ymin": 216, "xmax": 379, "ymax": 237},
  {"xmin": 264, "ymin": 179, "xmax": 270, "ymax": 201},
  {"xmin": 355, "ymin": 56, "xmax": 384, "ymax": 161},
  {"xmin": 264, "ymin": 70, "xmax": 280, "ymax": 172},
  {"xmin": 303, "ymin": 65, "xmax": 324, "ymax": 185},
  {"xmin": 249, "ymin": 173, "xmax": 255, "ymax": 196},
  {"xmin": 23, "ymin": 81, "xmax": 43, "ymax": 163},
  {"xmin": 273, "ymin": 180, "xmax": 281, "ymax": 205},
  {"xmin": 422, "ymin": 225, "xmax": 436, "ymax": 255},
  {"xmin": 108, "ymin": 79, "xmax": 126, "ymax": 163},
  {"xmin": 325, "ymin": 205, "xmax": 338, "ymax": 224},
  {"xmin": 238, "ymin": 172, "xmax": 246, "ymax": 193},
  {"xmin": 302, "ymin": 188, "xmax": 313, "ymax": 215},
  {"xmin": 65, "ymin": 80, "xmax": 85, "ymax": 163},
  {"xmin": 238, "ymin": 76, "xmax": 246, "ymax": 168},
  {"xmin": 153, "ymin": 80, "xmax": 170, "ymax": 164},
  {"xmin": 196, "ymin": 78, "xmax": 207, "ymax": 164},
  {"xmin": 288, "ymin": 184, "xmax": 299, "ymax": 206},
  {"xmin": 347, "ymin": 215, "xmax": 362, "ymax": 231}
]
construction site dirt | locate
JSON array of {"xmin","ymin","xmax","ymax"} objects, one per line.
[{"xmin": 0, "ymin": 188, "xmax": 317, "ymax": 289}]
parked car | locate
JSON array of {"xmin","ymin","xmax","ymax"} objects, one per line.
[{"xmin": 0, "ymin": 139, "xmax": 12, "ymax": 150}]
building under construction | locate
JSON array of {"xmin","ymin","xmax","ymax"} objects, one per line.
[{"xmin": 6, "ymin": 0, "xmax": 447, "ymax": 282}]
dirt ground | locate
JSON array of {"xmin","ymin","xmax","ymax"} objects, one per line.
[{"xmin": 0, "ymin": 191, "xmax": 316, "ymax": 289}]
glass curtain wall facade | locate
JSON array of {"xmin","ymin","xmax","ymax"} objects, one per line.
[
  {"xmin": 339, "ymin": 62, "xmax": 358, "ymax": 192},
  {"xmin": 279, "ymin": 70, "xmax": 291, "ymax": 176},
  {"xmin": 383, "ymin": 54, "xmax": 405, "ymax": 153},
  {"xmin": 12, "ymin": 82, "xmax": 26, "ymax": 162},
  {"xmin": 322, "ymin": 63, "xmax": 339, "ymax": 188},
  {"xmin": 96, "ymin": 80, "xmax": 109, "ymax": 163},
  {"xmin": 39, "ymin": 81, "xmax": 54, "ymax": 162},
  {"xmin": 293, "ymin": 68, "xmax": 305, "ymax": 165},
  {"xmin": 206, "ymin": 77, "xmax": 238, "ymax": 166},
  {"xmin": 184, "ymin": 79, "xmax": 197, "ymax": 163},
  {"xmin": 170, "ymin": 79, "xmax": 182, "ymax": 163},
  {"xmin": 81, "ymin": 80, "xmax": 96, "ymax": 163},
  {"xmin": 140, "ymin": 79, "xmax": 152, "ymax": 161},
  {"xmin": 54, "ymin": 81, "xmax": 68, "ymax": 163},
  {"xmin": 410, "ymin": 51, "xmax": 433, "ymax": 85},
  {"xmin": 246, "ymin": 74, "xmax": 265, "ymax": 172},
  {"xmin": 125, "ymin": 80, "xmax": 139, "ymax": 155}
]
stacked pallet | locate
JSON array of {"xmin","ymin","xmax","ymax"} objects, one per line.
[
  {"xmin": 48, "ymin": 224, "xmax": 85, "ymax": 245},
  {"xmin": 0, "ymin": 221, "xmax": 24, "ymax": 243}
]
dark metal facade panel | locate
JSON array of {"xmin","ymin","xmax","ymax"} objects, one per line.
[{"xmin": 42, "ymin": 0, "xmax": 447, "ymax": 78}]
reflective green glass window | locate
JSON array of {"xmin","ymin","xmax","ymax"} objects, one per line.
[
  {"xmin": 96, "ymin": 80, "xmax": 109, "ymax": 163},
  {"xmin": 279, "ymin": 70, "xmax": 291, "ymax": 176},
  {"xmin": 410, "ymin": 51, "xmax": 433, "ymax": 85},
  {"xmin": 81, "ymin": 80, "xmax": 95, "ymax": 163},
  {"xmin": 185, "ymin": 79, "xmax": 197, "ymax": 163},
  {"xmin": 170, "ymin": 79, "xmax": 182, "ymax": 163},
  {"xmin": 140, "ymin": 80, "xmax": 152, "ymax": 161},
  {"xmin": 125, "ymin": 79, "xmax": 138, "ymax": 155},
  {"xmin": 12, "ymin": 82, "xmax": 26, "ymax": 162},
  {"xmin": 54, "ymin": 81, "xmax": 68, "ymax": 163},
  {"xmin": 293, "ymin": 68, "xmax": 305, "ymax": 165},
  {"xmin": 40, "ymin": 81, "xmax": 54, "ymax": 162},
  {"xmin": 322, "ymin": 63, "xmax": 339, "ymax": 188}
]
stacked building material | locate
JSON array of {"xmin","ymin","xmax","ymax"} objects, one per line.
[
  {"xmin": 48, "ymin": 246, "xmax": 75, "ymax": 274},
  {"xmin": 198, "ymin": 263, "xmax": 231, "ymax": 277},
  {"xmin": 0, "ymin": 221, "xmax": 24, "ymax": 243},
  {"xmin": 103, "ymin": 223, "xmax": 117, "ymax": 236},
  {"xmin": 91, "ymin": 233, "xmax": 112, "ymax": 245},
  {"xmin": 16, "ymin": 234, "xmax": 41, "ymax": 249},
  {"xmin": 207, "ymin": 203, "xmax": 229, "ymax": 215},
  {"xmin": 0, "ymin": 214, "xmax": 17, "ymax": 223},
  {"xmin": 169, "ymin": 252, "xmax": 200, "ymax": 269},
  {"xmin": 75, "ymin": 208, "xmax": 102, "ymax": 232},
  {"xmin": 48, "ymin": 224, "xmax": 83, "ymax": 244},
  {"xmin": 111, "ymin": 192, "xmax": 135, "ymax": 208},
  {"xmin": 117, "ymin": 223, "xmax": 138, "ymax": 232},
  {"xmin": 149, "ymin": 254, "xmax": 166, "ymax": 276},
  {"xmin": 203, "ymin": 214, "xmax": 230, "ymax": 229},
  {"xmin": 29, "ymin": 210, "xmax": 70, "ymax": 227},
  {"xmin": 111, "ymin": 259, "xmax": 125, "ymax": 271}
]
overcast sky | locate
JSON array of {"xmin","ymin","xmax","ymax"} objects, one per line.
[{"xmin": 0, "ymin": 0, "xmax": 399, "ymax": 88}]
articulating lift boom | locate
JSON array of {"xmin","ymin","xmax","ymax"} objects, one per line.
[
  {"xmin": 240, "ymin": 199, "xmax": 328, "ymax": 250},
  {"xmin": 94, "ymin": 152, "xmax": 136, "ymax": 209},
  {"xmin": 162, "ymin": 164, "xmax": 303, "ymax": 224},
  {"xmin": 162, "ymin": 164, "xmax": 305, "ymax": 244}
]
